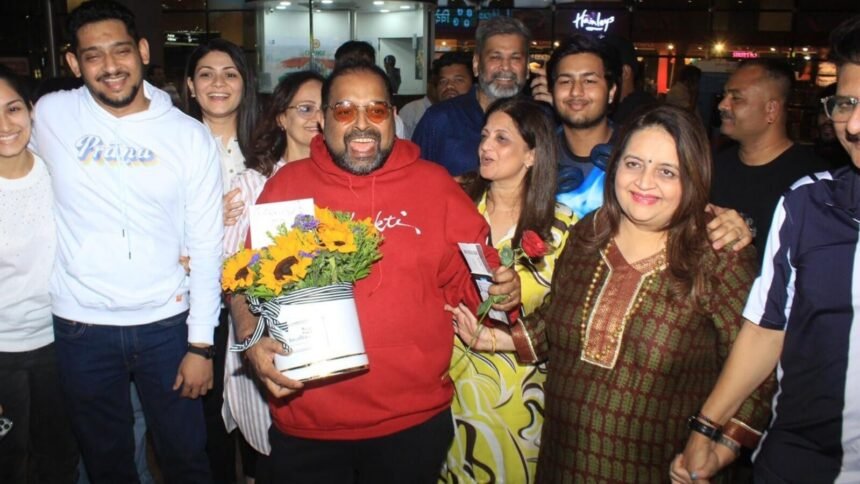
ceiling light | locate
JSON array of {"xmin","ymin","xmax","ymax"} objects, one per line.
[
  {"xmin": 770, "ymin": 47, "xmax": 776, "ymax": 52},
  {"xmin": 380, "ymin": 9, "xmax": 390, "ymax": 12},
  {"xmin": 373, "ymin": 0, "xmax": 384, "ymax": 4},
  {"xmin": 804, "ymin": 55, "xmax": 811, "ymax": 60},
  {"xmin": 713, "ymin": 42, "xmax": 725, "ymax": 53},
  {"xmin": 553, "ymin": 41, "xmax": 560, "ymax": 47},
  {"xmin": 321, "ymin": 0, "xmax": 333, "ymax": 4},
  {"xmin": 276, "ymin": 5, "xmax": 287, "ymax": 9},
  {"xmin": 279, "ymin": 0, "xmax": 290, "ymax": 4},
  {"xmin": 668, "ymin": 43, "xmax": 674, "ymax": 50},
  {"xmin": 399, "ymin": 5, "xmax": 410, "ymax": 8},
  {"xmin": 441, "ymin": 41, "xmax": 447, "ymax": 46},
  {"xmin": 802, "ymin": 47, "xmax": 809, "ymax": 52}
]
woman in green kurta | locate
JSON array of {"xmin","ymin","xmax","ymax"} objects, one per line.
[
  {"xmin": 450, "ymin": 106, "xmax": 775, "ymax": 483},
  {"xmin": 442, "ymin": 98, "xmax": 574, "ymax": 483}
]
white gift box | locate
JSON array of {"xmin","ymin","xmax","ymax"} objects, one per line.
[{"xmin": 252, "ymin": 283, "xmax": 368, "ymax": 382}]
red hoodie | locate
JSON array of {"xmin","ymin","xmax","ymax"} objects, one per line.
[{"xmin": 255, "ymin": 135, "xmax": 500, "ymax": 440}]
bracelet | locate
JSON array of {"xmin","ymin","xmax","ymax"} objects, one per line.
[
  {"xmin": 716, "ymin": 434, "xmax": 741, "ymax": 455},
  {"xmin": 490, "ymin": 327, "xmax": 497, "ymax": 354},
  {"xmin": 722, "ymin": 418, "xmax": 763, "ymax": 450},
  {"xmin": 688, "ymin": 415, "xmax": 722, "ymax": 441},
  {"xmin": 697, "ymin": 412, "xmax": 722, "ymax": 429}
]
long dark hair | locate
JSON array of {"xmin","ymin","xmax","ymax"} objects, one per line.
[
  {"xmin": 246, "ymin": 71, "xmax": 324, "ymax": 177},
  {"xmin": 582, "ymin": 105, "xmax": 712, "ymax": 306},
  {"xmin": 0, "ymin": 65, "xmax": 33, "ymax": 111},
  {"xmin": 183, "ymin": 39, "xmax": 259, "ymax": 161},
  {"xmin": 465, "ymin": 97, "xmax": 558, "ymax": 248}
]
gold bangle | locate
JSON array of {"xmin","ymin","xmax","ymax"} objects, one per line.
[{"xmin": 490, "ymin": 327, "xmax": 497, "ymax": 354}]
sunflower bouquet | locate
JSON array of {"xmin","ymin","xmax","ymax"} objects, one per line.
[
  {"xmin": 223, "ymin": 206, "xmax": 383, "ymax": 381},
  {"xmin": 222, "ymin": 206, "xmax": 383, "ymax": 298}
]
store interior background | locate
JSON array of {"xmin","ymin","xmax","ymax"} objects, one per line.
[{"xmin": 1, "ymin": 0, "xmax": 855, "ymax": 141}]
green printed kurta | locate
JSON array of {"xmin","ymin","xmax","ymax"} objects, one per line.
[
  {"xmin": 442, "ymin": 201, "xmax": 574, "ymax": 484},
  {"xmin": 522, "ymin": 213, "xmax": 775, "ymax": 483}
]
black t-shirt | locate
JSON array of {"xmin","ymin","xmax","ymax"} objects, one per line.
[{"xmin": 711, "ymin": 143, "xmax": 830, "ymax": 264}]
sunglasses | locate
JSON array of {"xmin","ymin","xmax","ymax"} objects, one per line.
[
  {"xmin": 325, "ymin": 101, "xmax": 392, "ymax": 124},
  {"xmin": 286, "ymin": 103, "xmax": 321, "ymax": 120}
]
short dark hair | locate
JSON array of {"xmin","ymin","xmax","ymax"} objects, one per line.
[
  {"xmin": 830, "ymin": 15, "xmax": 860, "ymax": 66},
  {"xmin": 546, "ymin": 34, "xmax": 621, "ymax": 94},
  {"xmin": 247, "ymin": 70, "xmax": 324, "ymax": 177},
  {"xmin": 475, "ymin": 16, "xmax": 531, "ymax": 57},
  {"xmin": 66, "ymin": 0, "xmax": 139, "ymax": 53},
  {"xmin": 0, "ymin": 64, "xmax": 33, "ymax": 111},
  {"xmin": 322, "ymin": 60, "xmax": 392, "ymax": 108},
  {"xmin": 334, "ymin": 41, "xmax": 376, "ymax": 66},
  {"xmin": 183, "ymin": 38, "xmax": 259, "ymax": 161},
  {"xmin": 432, "ymin": 52, "xmax": 473, "ymax": 78},
  {"xmin": 737, "ymin": 58, "xmax": 794, "ymax": 102}
]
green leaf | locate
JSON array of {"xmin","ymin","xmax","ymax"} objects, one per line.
[
  {"xmin": 500, "ymin": 246, "xmax": 515, "ymax": 267},
  {"xmin": 477, "ymin": 294, "xmax": 506, "ymax": 316},
  {"xmin": 477, "ymin": 298, "xmax": 494, "ymax": 316}
]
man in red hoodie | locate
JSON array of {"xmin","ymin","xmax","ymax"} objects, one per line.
[{"xmin": 231, "ymin": 60, "xmax": 520, "ymax": 482}]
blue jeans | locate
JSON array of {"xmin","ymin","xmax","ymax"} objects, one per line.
[
  {"xmin": 77, "ymin": 383, "xmax": 154, "ymax": 484},
  {"xmin": 54, "ymin": 312, "xmax": 211, "ymax": 484}
]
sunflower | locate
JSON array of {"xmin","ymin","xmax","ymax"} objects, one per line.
[
  {"xmin": 257, "ymin": 238, "xmax": 314, "ymax": 294},
  {"xmin": 222, "ymin": 248, "xmax": 258, "ymax": 292},
  {"xmin": 273, "ymin": 228, "xmax": 319, "ymax": 256},
  {"xmin": 358, "ymin": 216, "xmax": 379, "ymax": 237},
  {"xmin": 319, "ymin": 224, "xmax": 357, "ymax": 253}
]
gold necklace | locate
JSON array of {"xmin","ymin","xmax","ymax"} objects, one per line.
[{"xmin": 579, "ymin": 242, "xmax": 667, "ymax": 363}]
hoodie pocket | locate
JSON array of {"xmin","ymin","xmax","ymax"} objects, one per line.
[{"xmin": 66, "ymin": 232, "xmax": 183, "ymax": 310}]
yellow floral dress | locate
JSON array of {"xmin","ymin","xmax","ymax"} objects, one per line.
[{"xmin": 442, "ymin": 196, "xmax": 574, "ymax": 484}]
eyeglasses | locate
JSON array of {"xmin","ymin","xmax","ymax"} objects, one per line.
[
  {"xmin": 286, "ymin": 103, "xmax": 321, "ymax": 119},
  {"xmin": 325, "ymin": 101, "xmax": 392, "ymax": 124},
  {"xmin": 821, "ymin": 95, "xmax": 859, "ymax": 123}
]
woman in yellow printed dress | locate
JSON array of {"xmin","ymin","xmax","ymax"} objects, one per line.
[{"xmin": 442, "ymin": 97, "xmax": 574, "ymax": 484}]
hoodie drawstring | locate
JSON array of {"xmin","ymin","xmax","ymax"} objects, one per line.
[{"xmin": 369, "ymin": 175, "xmax": 383, "ymax": 296}]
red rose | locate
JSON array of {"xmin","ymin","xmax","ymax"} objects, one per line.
[{"xmin": 521, "ymin": 230, "xmax": 548, "ymax": 258}]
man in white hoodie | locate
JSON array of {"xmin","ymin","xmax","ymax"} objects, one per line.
[{"xmin": 30, "ymin": 1, "xmax": 222, "ymax": 481}]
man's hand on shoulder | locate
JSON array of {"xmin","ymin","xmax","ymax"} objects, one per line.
[{"xmin": 706, "ymin": 204, "xmax": 753, "ymax": 252}]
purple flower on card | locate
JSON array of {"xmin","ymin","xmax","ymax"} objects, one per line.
[{"xmin": 292, "ymin": 214, "xmax": 319, "ymax": 231}]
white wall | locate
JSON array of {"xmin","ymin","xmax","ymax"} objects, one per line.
[
  {"xmin": 358, "ymin": 10, "xmax": 428, "ymax": 95},
  {"xmin": 260, "ymin": 8, "xmax": 428, "ymax": 95}
]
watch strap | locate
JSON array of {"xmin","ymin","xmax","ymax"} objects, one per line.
[{"xmin": 187, "ymin": 344, "xmax": 215, "ymax": 359}]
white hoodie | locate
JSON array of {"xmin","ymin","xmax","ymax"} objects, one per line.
[{"xmin": 32, "ymin": 82, "xmax": 223, "ymax": 345}]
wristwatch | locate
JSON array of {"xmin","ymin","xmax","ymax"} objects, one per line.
[
  {"xmin": 187, "ymin": 344, "xmax": 215, "ymax": 359},
  {"xmin": 688, "ymin": 415, "xmax": 722, "ymax": 441}
]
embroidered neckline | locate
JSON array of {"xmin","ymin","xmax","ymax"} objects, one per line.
[{"xmin": 579, "ymin": 240, "xmax": 667, "ymax": 369}]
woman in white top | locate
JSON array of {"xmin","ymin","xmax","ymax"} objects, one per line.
[
  {"xmin": 184, "ymin": 38, "xmax": 261, "ymax": 482},
  {"xmin": 185, "ymin": 38, "xmax": 259, "ymax": 193},
  {"xmin": 0, "ymin": 65, "xmax": 78, "ymax": 482},
  {"xmin": 221, "ymin": 70, "xmax": 324, "ymax": 466}
]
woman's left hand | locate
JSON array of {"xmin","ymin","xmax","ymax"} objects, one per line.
[
  {"xmin": 706, "ymin": 204, "xmax": 753, "ymax": 252},
  {"xmin": 446, "ymin": 303, "xmax": 515, "ymax": 353}
]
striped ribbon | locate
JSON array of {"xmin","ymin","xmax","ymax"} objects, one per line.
[{"xmin": 229, "ymin": 283, "xmax": 355, "ymax": 353}]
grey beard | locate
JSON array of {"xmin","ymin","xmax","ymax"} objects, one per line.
[{"xmin": 479, "ymin": 75, "xmax": 523, "ymax": 100}]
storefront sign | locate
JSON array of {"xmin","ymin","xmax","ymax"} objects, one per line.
[
  {"xmin": 571, "ymin": 9, "xmax": 615, "ymax": 33},
  {"xmin": 732, "ymin": 51, "xmax": 759, "ymax": 59}
]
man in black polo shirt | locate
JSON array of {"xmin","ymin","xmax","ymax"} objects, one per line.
[{"xmin": 711, "ymin": 58, "xmax": 829, "ymax": 263}]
